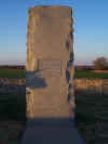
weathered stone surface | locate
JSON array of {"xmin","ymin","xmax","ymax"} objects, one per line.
[{"xmin": 26, "ymin": 6, "xmax": 74, "ymax": 119}]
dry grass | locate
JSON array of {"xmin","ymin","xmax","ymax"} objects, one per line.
[{"xmin": 93, "ymin": 70, "xmax": 108, "ymax": 73}]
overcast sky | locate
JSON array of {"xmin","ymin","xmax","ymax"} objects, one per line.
[{"xmin": 0, "ymin": 0, "xmax": 108, "ymax": 65}]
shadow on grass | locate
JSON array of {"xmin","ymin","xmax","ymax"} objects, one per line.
[
  {"xmin": 0, "ymin": 83, "xmax": 26, "ymax": 122},
  {"xmin": 75, "ymin": 89, "xmax": 108, "ymax": 144}
]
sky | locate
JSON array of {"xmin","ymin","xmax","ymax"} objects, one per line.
[{"xmin": 0, "ymin": 0, "xmax": 108, "ymax": 65}]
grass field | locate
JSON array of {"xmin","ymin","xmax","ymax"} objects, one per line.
[
  {"xmin": 75, "ymin": 69, "xmax": 108, "ymax": 79},
  {"xmin": 0, "ymin": 68, "xmax": 108, "ymax": 79},
  {"xmin": 0, "ymin": 68, "xmax": 25, "ymax": 79}
]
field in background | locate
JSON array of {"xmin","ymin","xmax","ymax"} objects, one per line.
[
  {"xmin": 75, "ymin": 70, "xmax": 108, "ymax": 79},
  {"xmin": 0, "ymin": 67, "xmax": 25, "ymax": 79},
  {"xmin": 0, "ymin": 67, "xmax": 108, "ymax": 79}
]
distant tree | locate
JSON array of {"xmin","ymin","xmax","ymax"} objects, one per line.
[{"xmin": 93, "ymin": 57, "xmax": 108, "ymax": 70}]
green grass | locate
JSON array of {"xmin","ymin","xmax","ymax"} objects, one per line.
[
  {"xmin": 0, "ymin": 68, "xmax": 25, "ymax": 79},
  {"xmin": 0, "ymin": 68, "xmax": 108, "ymax": 79},
  {"xmin": 75, "ymin": 70, "xmax": 108, "ymax": 79}
]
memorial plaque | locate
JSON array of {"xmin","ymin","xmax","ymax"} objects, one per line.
[
  {"xmin": 38, "ymin": 59, "xmax": 62, "ymax": 76},
  {"xmin": 26, "ymin": 6, "xmax": 74, "ymax": 119}
]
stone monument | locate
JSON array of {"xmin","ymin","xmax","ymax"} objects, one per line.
[{"xmin": 26, "ymin": 6, "xmax": 75, "ymax": 119}]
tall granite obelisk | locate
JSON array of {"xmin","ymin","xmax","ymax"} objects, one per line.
[{"xmin": 26, "ymin": 6, "xmax": 75, "ymax": 119}]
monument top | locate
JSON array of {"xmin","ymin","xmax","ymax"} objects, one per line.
[
  {"xmin": 28, "ymin": 6, "xmax": 72, "ymax": 18},
  {"xmin": 29, "ymin": 5, "xmax": 72, "ymax": 9}
]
